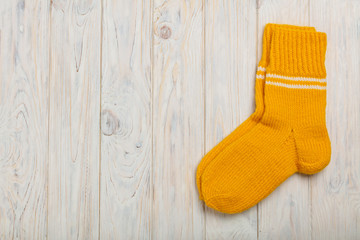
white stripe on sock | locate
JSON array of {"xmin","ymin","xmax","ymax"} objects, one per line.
[
  {"xmin": 257, "ymin": 66, "xmax": 266, "ymax": 72},
  {"xmin": 266, "ymin": 73, "xmax": 326, "ymax": 83},
  {"xmin": 266, "ymin": 81, "xmax": 326, "ymax": 90},
  {"xmin": 256, "ymin": 74, "xmax": 265, "ymax": 79}
]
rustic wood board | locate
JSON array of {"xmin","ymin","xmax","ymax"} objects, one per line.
[
  {"xmin": 151, "ymin": 0, "xmax": 205, "ymax": 239},
  {"xmin": 100, "ymin": 0, "xmax": 152, "ymax": 239},
  {"xmin": 0, "ymin": 0, "xmax": 49, "ymax": 239},
  {"xmin": 204, "ymin": 0, "xmax": 258, "ymax": 239},
  {"xmin": 48, "ymin": 0, "xmax": 101, "ymax": 239},
  {"xmin": 310, "ymin": 0, "xmax": 360, "ymax": 239}
]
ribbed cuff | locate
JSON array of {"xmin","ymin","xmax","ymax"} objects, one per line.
[
  {"xmin": 268, "ymin": 28, "xmax": 327, "ymax": 78},
  {"xmin": 259, "ymin": 24, "xmax": 316, "ymax": 67}
]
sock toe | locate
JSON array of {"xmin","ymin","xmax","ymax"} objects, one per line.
[{"xmin": 202, "ymin": 189, "xmax": 246, "ymax": 214}]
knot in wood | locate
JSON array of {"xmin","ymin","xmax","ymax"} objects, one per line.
[
  {"xmin": 101, "ymin": 109, "xmax": 118, "ymax": 136},
  {"xmin": 160, "ymin": 25, "xmax": 171, "ymax": 39}
]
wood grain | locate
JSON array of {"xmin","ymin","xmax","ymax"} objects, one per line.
[
  {"xmin": 152, "ymin": 0, "xmax": 205, "ymax": 239},
  {"xmin": 257, "ymin": 1, "xmax": 312, "ymax": 239},
  {"xmin": 310, "ymin": 0, "xmax": 360, "ymax": 239},
  {"xmin": 100, "ymin": 0, "xmax": 152, "ymax": 239},
  {"xmin": 48, "ymin": 0, "xmax": 101, "ymax": 239},
  {"xmin": 204, "ymin": 0, "xmax": 258, "ymax": 239},
  {"xmin": 0, "ymin": 0, "xmax": 49, "ymax": 239}
]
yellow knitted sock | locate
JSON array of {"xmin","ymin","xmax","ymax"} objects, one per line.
[
  {"xmin": 201, "ymin": 28, "xmax": 331, "ymax": 214},
  {"xmin": 196, "ymin": 24, "xmax": 315, "ymax": 200}
]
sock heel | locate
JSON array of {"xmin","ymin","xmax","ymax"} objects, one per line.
[{"xmin": 294, "ymin": 126, "xmax": 331, "ymax": 175}]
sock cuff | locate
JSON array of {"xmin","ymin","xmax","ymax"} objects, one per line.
[
  {"xmin": 268, "ymin": 28, "xmax": 327, "ymax": 78},
  {"xmin": 258, "ymin": 24, "xmax": 316, "ymax": 68}
]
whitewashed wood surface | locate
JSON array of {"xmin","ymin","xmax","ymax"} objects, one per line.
[{"xmin": 0, "ymin": 0, "xmax": 359, "ymax": 239}]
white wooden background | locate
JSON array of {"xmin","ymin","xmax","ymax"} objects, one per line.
[{"xmin": 0, "ymin": 0, "xmax": 359, "ymax": 239}]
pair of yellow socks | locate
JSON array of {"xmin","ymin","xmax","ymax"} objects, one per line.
[{"xmin": 196, "ymin": 24, "xmax": 331, "ymax": 214}]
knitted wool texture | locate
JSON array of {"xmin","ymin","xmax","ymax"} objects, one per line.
[
  {"xmin": 196, "ymin": 24, "xmax": 316, "ymax": 200},
  {"xmin": 201, "ymin": 27, "xmax": 331, "ymax": 214}
]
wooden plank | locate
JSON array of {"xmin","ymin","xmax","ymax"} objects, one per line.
[
  {"xmin": 100, "ymin": 0, "xmax": 152, "ymax": 239},
  {"xmin": 257, "ymin": 0, "xmax": 311, "ymax": 239},
  {"xmin": 310, "ymin": 0, "xmax": 360, "ymax": 239},
  {"xmin": 0, "ymin": 0, "xmax": 49, "ymax": 239},
  {"xmin": 152, "ymin": 0, "xmax": 205, "ymax": 239},
  {"xmin": 48, "ymin": 0, "xmax": 101, "ymax": 239},
  {"xmin": 204, "ymin": 0, "xmax": 258, "ymax": 239}
]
